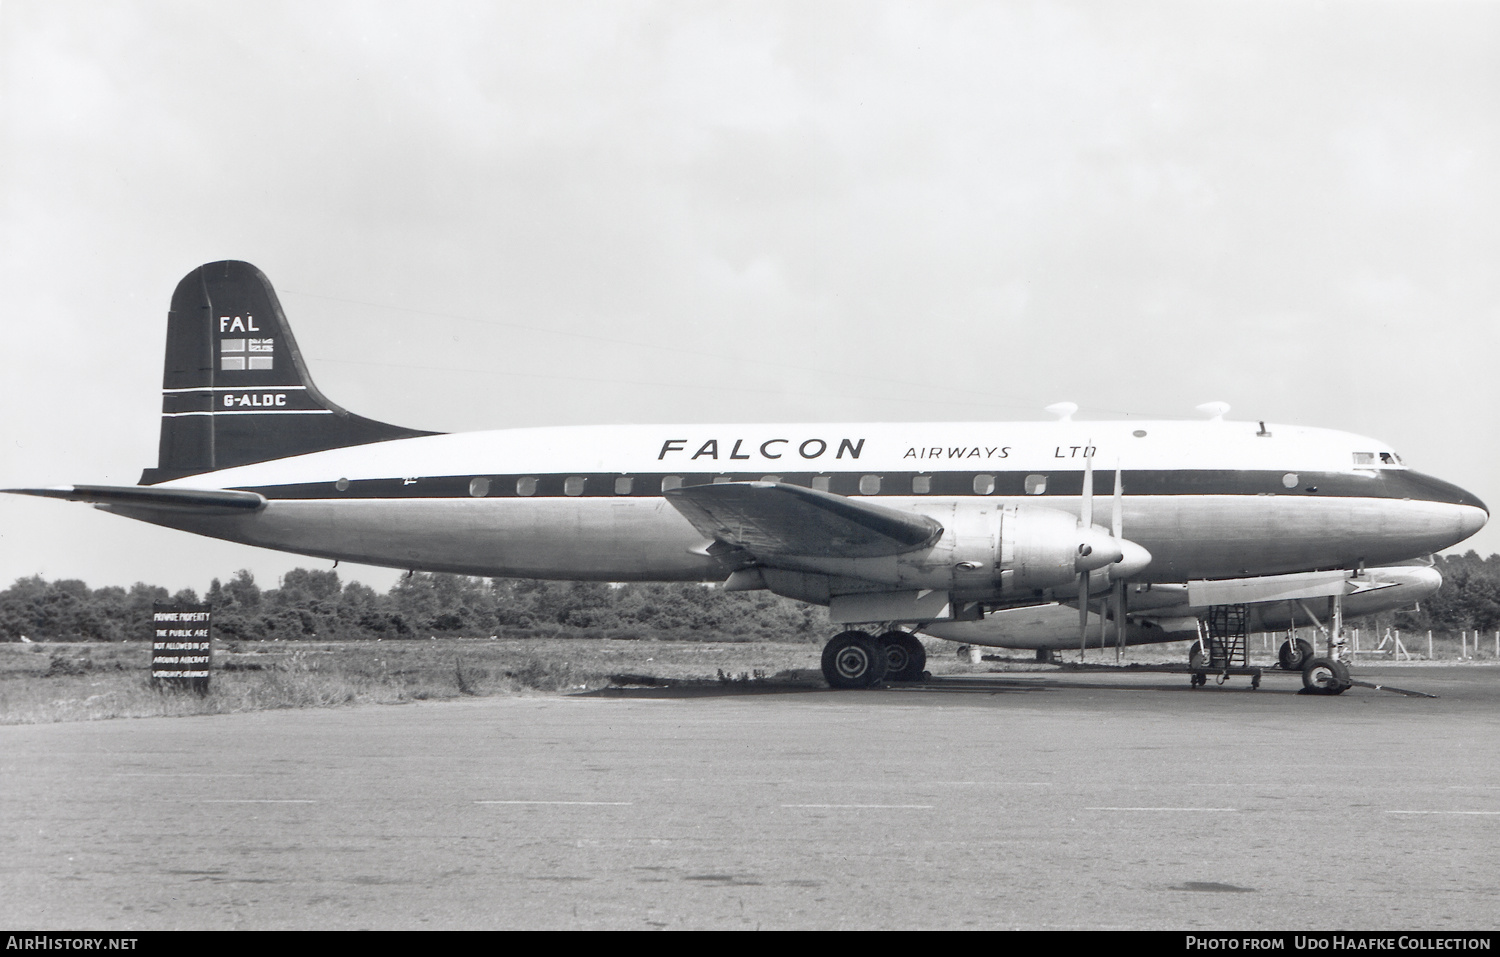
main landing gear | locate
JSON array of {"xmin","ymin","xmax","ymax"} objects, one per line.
[{"xmin": 820, "ymin": 629, "xmax": 927, "ymax": 689}]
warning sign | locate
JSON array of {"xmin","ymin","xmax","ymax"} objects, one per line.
[{"xmin": 151, "ymin": 602, "xmax": 212, "ymax": 692}]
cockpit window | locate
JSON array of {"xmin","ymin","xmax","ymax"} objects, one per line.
[{"xmin": 1354, "ymin": 451, "xmax": 1407, "ymax": 468}]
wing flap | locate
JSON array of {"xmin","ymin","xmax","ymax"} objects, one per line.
[
  {"xmin": 665, "ymin": 481, "xmax": 942, "ymax": 558},
  {"xmin": 5, "ymin": 484, "xmax": 266, "ymax": 512}
]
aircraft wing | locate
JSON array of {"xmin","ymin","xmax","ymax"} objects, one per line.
[
  {"xmin": 4, "ymin": 485, "xmax": 266, "ymax": 513},
  {"xmin": 665, "ymin": 481, "xmax": 943, "ymax": 558}
]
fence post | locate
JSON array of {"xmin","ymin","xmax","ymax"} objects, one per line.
[{"xmin": 1428, "ymin": 631, "xmax": 1433, "ymax": 660}]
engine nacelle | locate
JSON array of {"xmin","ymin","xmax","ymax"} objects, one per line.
[
  {"xmin": 924, "ymin": 502, "xmax": 1136, "ymax": 599},
  {"xmin": 761, "ymin": 503, "xmax": 1147, "ymax": 605}
]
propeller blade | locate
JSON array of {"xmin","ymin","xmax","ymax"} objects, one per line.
[
  {"xmin": 1113, "ymin": 579, "xmax": 1126, "ymax": 663},
  {"xmin": 1079, "ymin": 574, "xmax": 1090, "ymax": 650},
  {"xmin": 1112, "ymin": 462, "xmax": 1123, "ymax": 540},
  {"xmin": 1078, "ymin": 450, "xmax": 1095, "ymax": 655},
  {"xmin": 1080, "ymin": 451, "xmax": 1094, "ymax": 530}
]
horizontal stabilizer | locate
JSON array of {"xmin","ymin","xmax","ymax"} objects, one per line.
[
  {"xmin": 665, "ymin": 481, "xmax": 942, "ymax": 558},
  {"xmin": 5, "ymin": 484, "xmax": 266, "ymax": 512}
]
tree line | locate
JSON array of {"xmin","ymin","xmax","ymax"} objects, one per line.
[
  {"xmin": 0, "ymin": 569, "xmax": 829, "ymax": 643},
  {"xmin": 3, "ymin": 552, "xmax": 1496, "ymax": 643}
]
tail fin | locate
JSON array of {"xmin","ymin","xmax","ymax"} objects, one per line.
[{"xmin": 140, "ymin": 261, "xmax": 438, "ymax": 484}]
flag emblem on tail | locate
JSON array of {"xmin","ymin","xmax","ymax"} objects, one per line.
[{"xmin": 219, "ymin": 337, "xmax": 274, "ymax": 370}]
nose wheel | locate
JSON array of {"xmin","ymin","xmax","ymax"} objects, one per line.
[{"xmin": 1300, "ymin": 657, "xmax": 1351, "ymax": 695}]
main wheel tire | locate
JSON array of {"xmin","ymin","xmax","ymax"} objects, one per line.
[
  {"xmin": 821, "ymin": 631, "xmax": 888, "ymax": 689},
  {"xmin": 1279, "ymin": 638, "xmax": 1315, "ymax": 671},
  {"xmin": 877, "ymin": 631, "xmax": 927, "ymax": 682},
  {"xmin": 1188, "ymin": 645, "xmax": 1207, "ymax": 669},
  {"xmin": 1300, "ymin": 657, "xmax": 1350, "ymax": 695}
]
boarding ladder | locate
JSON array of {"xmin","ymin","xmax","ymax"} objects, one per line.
[{"xmin": 1189, "ymin": 603, "xmax": 1263, "ymax": 689}]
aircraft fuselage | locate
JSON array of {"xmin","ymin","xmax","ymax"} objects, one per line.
[{"xmin": 113, "ymin": 420, "xmax": 1485, "ymax": 588}]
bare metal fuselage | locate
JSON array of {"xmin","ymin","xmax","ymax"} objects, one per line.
[
  {"xmin": 76, "ymin": 417, "xmax": 1483, "ymax": 616},
  {"xmin": 110, "ymin": 485, "xmax": 1480, "ymax": 584}
]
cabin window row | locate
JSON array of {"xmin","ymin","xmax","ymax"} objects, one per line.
[{"xmin": 461, "ymin": 473, "xmax": 1054, "ymax": 497}]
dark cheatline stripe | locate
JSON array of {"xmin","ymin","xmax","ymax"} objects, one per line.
[{"xmin": 231, "ymin": 469, "xmax": 1484, "ymax": 510}]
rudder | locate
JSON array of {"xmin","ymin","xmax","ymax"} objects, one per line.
[{"xmin": 141, "ymin": 261, "xmax": 437, "ymax": 484}]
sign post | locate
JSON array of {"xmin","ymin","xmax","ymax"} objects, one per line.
[{"xmin": 151, "ymin": 602, "xmax": 212, "ymax": 693}]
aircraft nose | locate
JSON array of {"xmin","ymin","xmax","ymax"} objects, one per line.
[{"xmin": 1458, "ymin": 502, "xmax": 1489, "ymax": 539}]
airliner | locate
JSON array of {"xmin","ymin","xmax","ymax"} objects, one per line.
[{"xmin": 7, "ymin": 262, "xmax": 1487, "ymax": 694}]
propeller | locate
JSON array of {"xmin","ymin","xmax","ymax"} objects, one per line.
[{"xmin": 1075, "ymin": 452, "xmax": 1153, "ymax": 657}]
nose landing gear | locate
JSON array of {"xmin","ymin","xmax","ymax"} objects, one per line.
[{"xmin": 1300, "ymin": 657, "xmax": 1351, "ymax": 695}]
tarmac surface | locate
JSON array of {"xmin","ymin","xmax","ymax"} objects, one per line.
[{"xmin": 3, "ymin": 663, "xmax": 1498, "ymax": 930}]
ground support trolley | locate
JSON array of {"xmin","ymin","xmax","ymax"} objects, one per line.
[{"xmin": 1188, "ymin": 604, "xmax": 1263, "ymax": 690}]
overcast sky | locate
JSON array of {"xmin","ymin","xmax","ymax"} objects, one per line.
[{"xmin": 2, "ymin": 0, "xmax": 1497, "ymax": 597}]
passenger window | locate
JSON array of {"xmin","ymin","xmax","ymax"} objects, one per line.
[
  {"xmin": 973, "ymin": 474, "xmax": 996, "ymax": 495},
  {"xmin": 564, "ymin": 476, "xmax": 586, "ymax": 496},
  {"xmin": 713, "ymin": 476, "xmax": 733, "ymax": 484},
  {"xmin": 1024, "ymin": 474, "xmax": 1047, "ymax": 495},
  {"xmin": 614, "ymin": 476, "xmax": 632, "ymax": 495},
  {"xmin": 912, "ymin": 475, "xmax": 931, "ymax": 494},
  {"xmin": 760, "ymin": 475, "xmax": 781, "ymax": 484},
  {"xmin": 516, "ymin": 476, "xmax": 538, "ymax": 496},
  {"xmin": 859, "ymin": 475, "xmax": 881, "ymax": 495},
  {"xmin": 468, "ymin": 477, "xmax": 490, "ymax": 498},
  {"xmin": 661, "ymin": 476, "xmax": 682, "ymax": 492},
  {"xmin": 812, "ymin": 476, "xmax": 831, "ymax": 492},
  {"xmin": 1282, "ymin": 473, "xmax": 1299, "ymax": 489}
]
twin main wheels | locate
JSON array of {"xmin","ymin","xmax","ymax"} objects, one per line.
[{"xmin": 821, "ymin": 629, "xmax": 927, "ymax": 689}]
